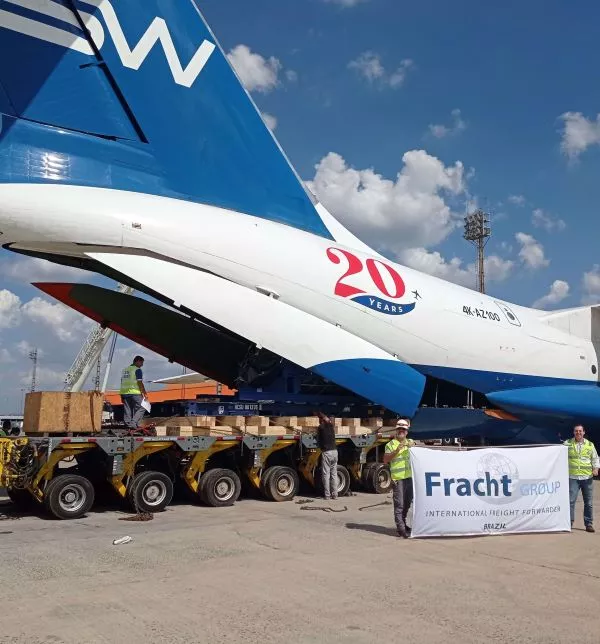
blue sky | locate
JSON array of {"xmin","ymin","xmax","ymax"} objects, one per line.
[
  {"xmin": 200, "ymin": 0, "xmax": 600, "ymax": 307},
  {"xmin": 2, "ymin": 0, "xmax": 600, "ymax": 410}
]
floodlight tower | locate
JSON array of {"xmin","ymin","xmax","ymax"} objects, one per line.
[
  {"xmin": 463, "ymin": 209, "xmax": 491, "ymax": 294},
  {"xmin": 29, "ymin": 348, "xmax": 38, "ymax": 393}
]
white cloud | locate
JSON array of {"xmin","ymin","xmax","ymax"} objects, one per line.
[
  {"xmin": 227, "ymin": 44, "xmax": 282, "ymax": 93},
  {"xmin": 348, "ymin": 52, "xmax": 413, "ymax": 89},
  {"xmin": 532, "ymin": 208, "xmax": 566, "ymax": 233},
  {"xmin": 582, "ymin": 265, "xmax": 600, "ymax": 304},
  {"xmin": 484, "ymin": 255, "xmax": 515, "ymax": 283},
  {"xmin": 322, "ymin": 0, "xmax": 369, "ymax": 6},
  {"xmin": 285, "ymin": 70, "xmax": 298, "ymax": 82},
  {"xmin": 428, "ymin": 109, "xmax": 466, "ymax": 139},
  {"xmin": 0, "ymin": 290, "xmax": 22, "ymax": 330},
  {"xmin": 515, "ymin": 232, "xmax": 549, "ymax": 270},
  {"xmin": 0, "ymin": 257, "xmax": 93, "ymax": 284},
  {"xmin": 348, "ymin": 51, "xmax": 384, "ymax": 82},
  {"xmin": 0, "ymin": 348, "xmax": 14, "ymax": 364},
  {"xmin": 262, "ymin": 113, "xmax": 278, "ymax": 131},
  {"xmin": 307, "ymin": 150, "xmax": 466, "ymax": 253},
  {"xmin": 399, "ymin": 248, "xmax": 513, "ymax": 289},
  {"xmin": 22, "ymin": 297, "xmax": 92, "ymax": 342},
  {"xmin": 532, "ymin": 280, "xmax": 570, "ymax": 309},
  {"xmin": 508, "ymin": 194, "xmax": 526, "ymax": 206},
  {"xmin": 20, "ymin": 366, "xmax": 65, "ymax": 389},
  {"xmin": 388, "ymin": 59, "xmax": 414, "ymax": 89},
  {"xmin": 559, "ymin": 111, "xmax": 600, "ymax": 159}
]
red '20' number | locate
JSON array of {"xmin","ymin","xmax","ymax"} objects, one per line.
[
  {"xmin": 366, "ymin": 258, "xmax": 405, "ymax": 299},
  {"xmin": 326, "ymin": 248, "xmax": 365, "ymax": 297},
  {"xmin": 326, "ymin": 248, "xmax": 406, "ymax": 300}
]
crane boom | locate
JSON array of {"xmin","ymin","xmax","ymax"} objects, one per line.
[{"xmin": 64, "ymin": 284, "xmax": 134, "ymax": 392}]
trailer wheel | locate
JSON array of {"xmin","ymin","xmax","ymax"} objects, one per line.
[
  {"xmin": 265, "ymin": 466, "xmax": 299, "ymax": 502},
  {"xmin": 336, "ymin": 465, "xmax": 351, "ymax": 497},
  {"xmin": 128, "ymin": 471, "xmax": 173, "ymax": 513},
  {"xmin": 368, "ymin": 463, "xmax": 392, "ymax": 494},
  {"xmin": 360, "ymin": 463, "xmax": 376, "ymax": 492},
  {"xmin": 259, "ymin": 466, "xmax": 279, "ymax": 501},
  {"xmin": 200, "ymin": 468, "xmax": 241, "ymax": 507},
  {"xmin": 44, "ymin": 474, "xmax": 95, "ymax": 520},
  {"xmin": 315, "ymin": 464, "xmax": 352, "ymax": 497}
]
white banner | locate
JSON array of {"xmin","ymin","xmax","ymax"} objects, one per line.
[{"xmin": 410, "ymin": 446, "xmax": 570, "ymax": 538}]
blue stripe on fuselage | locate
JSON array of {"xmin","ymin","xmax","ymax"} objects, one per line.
[{"xmin": 411, "ymin": 364, "xmax": 595, "ymax": 393}]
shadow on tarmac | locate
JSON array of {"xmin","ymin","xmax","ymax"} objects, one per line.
[{"xmin": 345, "ymin": 522, "xmax": 398, "ymax": 537}]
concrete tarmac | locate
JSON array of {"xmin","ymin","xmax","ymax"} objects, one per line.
[{"xmin": 0, "ymin": 486, "xmax": 599, "ymax": 644}]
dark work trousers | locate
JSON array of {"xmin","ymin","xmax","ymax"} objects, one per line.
[{"xmin": 392, "ymin": 478, "xmax": 413, "ymax": 532}]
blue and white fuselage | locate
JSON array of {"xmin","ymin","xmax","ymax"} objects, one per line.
[{"xmin": 0, "ymin": 0, "xmax": 598, "ymax": 440}]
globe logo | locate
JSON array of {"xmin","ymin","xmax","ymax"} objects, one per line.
[{"xmin": 476, "ymin": 452, "xmax": 520, "ymax": 505}]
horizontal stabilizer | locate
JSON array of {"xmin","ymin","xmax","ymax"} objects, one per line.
[{"xmin": 86, "ymin": 252, "xmax": 426, "ymax": 416}]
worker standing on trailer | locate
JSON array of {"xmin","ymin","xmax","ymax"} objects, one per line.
[
  {"xmin": 119, "ymin": 355, "xmax": 148, "ymax": 431},
  {"xmin": 565, "ymin": 424, "xmax": 599, "ymax": 533},
  {"xmin": 317, "ymin": 412, "xmax": 338, "ymax": 500},
  {"xmin": 383, "ymin": 419, "xmax": 415, "ymax": 538}
]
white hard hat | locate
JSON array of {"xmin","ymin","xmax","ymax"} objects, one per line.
[{"xmin": 396, "ymin": 419, "xmax": 410, "ymax": 429}]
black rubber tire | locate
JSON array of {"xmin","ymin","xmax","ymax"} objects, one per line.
[
  {"xmin": 441, "ymin": 437, "xmax": 454, "ymax": 446},
  {"xmin": 7, "ymin": 487, "xmax": 34, "ymax": 509},
  {"xmin": 259, "ymin": 466, "xmax": 279, "ymax": 501},
  {"xmin": 266, "ymin": 466, "xmax": 299, "ymax": 502},
  {"xmin": 315, "ymin": 464, "xmax": 351, "ymax": 497},
  {"xmin": 199, "ymin": 468, "xmax": 241, "ymax": 507},
  {"xmin": 368, "ymin": 463, "xmax": 392, "ymax": 494},
  {"xmin": 44, "ymin": 474, "xmax": 95, "ymax": 520},
  {"xmin": 128, "ymin": 471, "xmax": 174, "ymax": 513},
  {"xmin": 336, "ymin": 465, "xmax": 351, "ymax": 497},
  {"xmin": 361, "ymin": 463, "xmax": 377, "ymax": 492}
]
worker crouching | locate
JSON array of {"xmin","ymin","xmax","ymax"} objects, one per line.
[{"xmin": 384, "ymin": 419, "xmax": 415, "ymax": 538}]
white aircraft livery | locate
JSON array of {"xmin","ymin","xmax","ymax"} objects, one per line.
[{"xmin": 0, "ymin": 0, "xmax": 598, "ymax": 442}]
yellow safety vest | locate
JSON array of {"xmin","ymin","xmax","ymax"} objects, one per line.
[
  {"xmin": 565, "ymin": 438, "xmax": 594, "ymax": 478},
  {"xmin": 385, "ymin": 438, "xmax": 415, "ymax": 481},
  {"xmin": 120, "ymin": 365, "xmax": 141, "ymax": 395}
]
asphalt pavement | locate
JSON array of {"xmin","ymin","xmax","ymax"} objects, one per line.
[{"xmin": 0, "ymin": 486, "xmax": 599, "ymax": 644}]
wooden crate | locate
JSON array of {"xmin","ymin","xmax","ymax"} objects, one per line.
[
  {"xmin": 216, "ymin": 416, "xmax": 246, "ymax": 428},
  {"xmin": 166, "ymin": 426, "xmax": 242, "ymax": 437},
  {"xmin": 270, "ymin": 416, "xmax": 298, "ymax": 427},
  {"xmin": 24, "ymin": 391, "xmax": 103, "ymax": 434},
  {"xmin": 297, "ymin": 417, "xmax": 320, "ymax": 428},
  {"xmin": 142, "ymin": 416, "xmax": 215, "ymax": 428},
  {"xmin": 245, "ymin": 416, "xmax": 269, "ymax": 429},
  {"xmin": 342, "ymin": 417, "xmax": 361, "ymax": 428},
  {"xmin": 255, "ymin": 425, "xmax": 290, "ymax": 436}
]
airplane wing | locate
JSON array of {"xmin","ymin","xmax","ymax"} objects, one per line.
[
  {"xmin": 85, "ymin": 252, "xmax": 426, "ymax": 417},
  {"xmin": 152, "ymin": 373, "xmax": 210, "ymax": 385}
]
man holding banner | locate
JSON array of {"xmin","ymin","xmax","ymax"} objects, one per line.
[
  {"xmin": 384, "ymin": 419, "xmax": 415, "ymax": 538},
  {"xmin": 564, "ymin": 425, "xmax": 599, "ymax": 533}
]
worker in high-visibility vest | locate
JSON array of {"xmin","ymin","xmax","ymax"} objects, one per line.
[
  {"xmin": 564, "ymin": 424, "xmax": 599, "ymax": 533},
  {"xmin": 119, "ymin": 355, "xmax": 148, "ymax": 430},
  {"xmin": 383, "ymin": 418, "xmax": 415, "ymax": 538}
]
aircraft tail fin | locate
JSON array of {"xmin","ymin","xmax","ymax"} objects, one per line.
[{"xmin": 0, "ymin": 0, "xmax": 331, "ymax": 237}]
